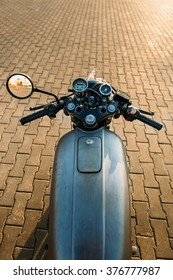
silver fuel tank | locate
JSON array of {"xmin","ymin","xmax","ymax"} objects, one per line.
[{"xmin": 48, "ymin": 127, "xmax": 131, "ymax": 259}]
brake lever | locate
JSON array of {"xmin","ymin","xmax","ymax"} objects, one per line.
[
  {"xmin": 59, "ymin": 92, "xmax": 74, "ymax": 101},
  {"xmin": 139, "ymin": 109, "xmax": 154, "ymax": 116}
]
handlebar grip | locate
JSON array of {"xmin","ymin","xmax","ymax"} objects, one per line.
[
  {"xmin": 20, "ymin": 109, "xmax": 48, "ymax": 125},
  {"xmin": 136, "ymin": 113, "xmax": 163, "ymax": 130}
]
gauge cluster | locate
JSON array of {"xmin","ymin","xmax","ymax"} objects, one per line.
[
  {"xmin": 66, "ymin": 78, "xmax": 119, "ymax": 130},
  {"xmin": 72, "ymin": 78, "xmax": 113, "ymax": 98}
]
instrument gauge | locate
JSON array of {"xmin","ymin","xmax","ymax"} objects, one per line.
[
  {"xmin": 72, "ymin": 78, "xmax": 88, "ymax": 93},
  {"xmin": 99, "ymin": 83, "xmax": 112, "ymax": 96}
]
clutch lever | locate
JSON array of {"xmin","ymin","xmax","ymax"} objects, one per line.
[
  {"xmin": 30, "ymin": 104, "xmax": 45, "ymax": 111},
  {"xmin": 30, "ymin": 100, "xmax": 59, "ymax": 111}
]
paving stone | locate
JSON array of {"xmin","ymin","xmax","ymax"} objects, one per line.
[
  {"xmin": 0, "ymin": 103, "xmax": 8, "ymax": 117},
  {"xmin": 26, "ymin": 119, "xmax": 40, "ymax": 135},
  {"xmin": 27, "ymin": 180, "xmax": 48, "ymax": 210},
  {"xmin": 133, "ymin": 202, "xmax": 153, "ymax": 236},
  {"xmin": 159, "ymin": 107, "xmax": 172, "ymax": 120},
  {"xmin": 170, "ymin": 239, "xmax": 173, "ymax": 250},
  {"xmin": 145, "ymin": 188, "xmax": 165, "ymax": 219},
  {"xmin": 130, "ymin": 174, "xmax": 147, "ymax": 202},
  {"xmin": 11, "ymin": 125, "xmax": 27, "ymax": 143},
  {"xmin": 47, "ymin": 120, "xmax": 61, "ymax": 137},
  {"xmin": 158, "ymin": 127, "xmax": 171, "ymax": 145},
  {"xmin": 147, "ymin": 135, "xmax": 162, "ymax": 153},
  {"xmin": 0, "ymin": 164, "xmax": 13, "ymax": 190},
  {"xmin": 42, "ymin": 136, "xmax": 57, "ymax": 156},
  {"xmin": 4, "ymin": 117, "xmax": 19, "ymax": 134},
  {"xmin": 162, "ymin": 204, "xmax": 173, "ymax": 238},
  {"xmin": 0, "ymin": 191, "xmax": 3, "ymax": 198},
  {"xmin": 137, "ymin": 142, "xmax": 152, "ymax": 163},
  {"xmin": 9, "ymin": 154, "xmax": 29, "ymax": 177},
  {"xmin": 33, "ymin": 229, "xmax": 48, "ymax": 260},
  {"xmin": 0, "ymin": 177, "xmax": 21, "ymax": 206},
  {"xmin": 156, "ymin": 176, "xmax": 173, "ymax": 203},
  {"xmin": 0, "ymin": 109, "xmax": 15, "ymax": 124},
  {"xmin": 144, "ymin": 124, "xmax": 157, "ymax": 135},
  {"xmin": 124, "ymin": 120, "xmax": 136, "ymax": 134},
  {"xmin": 14, "ymin": 247, "xmax": 33, "ymax": 260},
  {"xmin": 7, "ymin": 192, "xmax": 31, "ymax": 226},
  {"xmin": 17, "ymin": 166, "xmax": 38, "ymax": 192},
  {"xmin": 0, "ymin": 225, "xmax": 22, "ymax": 260},
  {"xmin": 125, "ymin": 133, "xmax": 139, "ymax": 151},
  {"xmin": 137, "ymin": 236, "xmax": 156, "ymax": 260},
  {"xmin": 26, "ymin": 144, "xmax": 44, "ymax": 166},
  {"xmin": 160, "ymin": 144, "xmax": 173, "ymax": 165},
  {"xmin": 135, "ymin": 125, "xmax": 148, "ymax": 143},
  {"xmin": 131, "ymin": 218, "xmax": 140, "ymax": 259},
  {"xmin": 151, "ymin": 219, "xmax": 173, "ymax": 259},
  {"xmin": 127, "ymin": 151, "xmax": 143, "ymax": 174},
  {"xmin": 0, "ymin": 207, "xmax": 12, "ymax": 243},
  {"xmin": 167, "ymin": 166, "xmax": 173, "ymax": 187},
  {"xmin": 35, "ymin": 155, "xmax": 53, "ymax": 180},
  {"xmin": 2, "ymin": 143, "xmax": 20, "ymax": 164},
  {"xmin": 163, "ymin": 120, "xmax": 173, "ymax": 136},
  {"xmin": 37, "ymin": 195, "xmax": 50, "ymax": 230},
  {"xmin": 0, "ymin": 133, "xmax": 14, "ymax": 153},
  {"xmin": 39, "ymin": 115, "xmax": 51, "ymax": 127},
  {"xmin": 168, "ymin": 135, "xmax": 173, "ymax": 147},
  {"xmin": 60, "ymin": 113, "xmax": 72, "ymax": 129},
  {"xmin": 113, "ymin": 122, "xmax": 126, "ymax": 141},
  {"xmin": 0, "ymin": 124, "xmax": 7, "ymax": 141},
  {"xmin": 151, "ymin": 153, "xmax": 168, "ymax": 176},
  {"xmin": 141, "ymin": 163, "xmax": 158, "ymax": 188},
  {"xmin": 17, "ymin": 209, "xmax": 42, "ymax": 248},
  {"xmin": 34, "ymin": 126, "xmax": 50, "ymax": 145},
  {"xmin": 13, "ymin": 104, "xmax": 26, "ymax": 118},
  {"xmin": 18, "ymin": 134, "xmax": 35, "ymax": 154}
]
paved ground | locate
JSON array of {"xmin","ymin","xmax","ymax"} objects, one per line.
[{"xmin": 0, "ymin": 0, "xmax": 173, "ymax": 260}]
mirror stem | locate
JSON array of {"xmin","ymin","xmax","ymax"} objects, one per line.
[{"xmin": 34, "ymin": 88, "xmax": 59, "ymax": 103}]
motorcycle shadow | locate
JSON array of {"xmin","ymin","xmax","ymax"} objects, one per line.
[{"xmin": 15, "ymin": 208, "xmax": 49, "ymax": 260}]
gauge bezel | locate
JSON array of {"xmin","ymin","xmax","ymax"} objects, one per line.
[
  {"xmin": 99, "ymin": 83, "xmax": 112, "ymax": 96},
  {"xmin": 72, "ymin": 78, "xmax": 88, "ymax": 93}
]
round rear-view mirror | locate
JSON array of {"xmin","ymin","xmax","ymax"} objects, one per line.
[{"xmin": 6, "ymin": 73, "xmax": 33, "ymax": 99}]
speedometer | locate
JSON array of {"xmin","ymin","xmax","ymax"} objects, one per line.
[
  {"xmin": 72, "ymin": 78, "xmax": 88, "ymax": 93},
  {"xmin": 99, "ymin": 83, "xmax": 112, "ymax": 96}
]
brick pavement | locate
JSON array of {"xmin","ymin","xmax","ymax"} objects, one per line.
[{"xmin": 0, "ymin": 0, "xmax": 173, "ymax": 260}]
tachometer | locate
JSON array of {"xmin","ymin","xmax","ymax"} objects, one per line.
[
  {"xmin": 72, "ymin": 78, "xmax": 88, "ymax": 93},
  {"xmin": 99, "ymin": 83, "xmax": 112, "ymax": 96}
]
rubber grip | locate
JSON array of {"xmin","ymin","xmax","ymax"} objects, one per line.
[
  {"xmin": 20, "ymin": 109, "xmax": 47, "ymax": 125},
  {"xmin": 136, "ymin": 113, "xmax": 163, "ymax": 130}
]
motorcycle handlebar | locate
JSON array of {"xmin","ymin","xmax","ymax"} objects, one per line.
[
  {"xmin": 135, "ymin": 113, "xmax": 163, "ymax": 130},
  {"xmin": 124, "ymin": 107, "xmax": 163, "ymax": 130},
  {"xmin": 20, "ymin": 108, "xmax": 48, "ymax": 125}
]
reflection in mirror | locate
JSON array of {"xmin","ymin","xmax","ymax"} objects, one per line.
[{"xmin": 7, "ymin": 74, "xmax": 33, "ymax": 99}]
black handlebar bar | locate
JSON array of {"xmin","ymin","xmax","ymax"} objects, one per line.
[
  {"xmin": 135, "ymin": 113, "xmax": 163, "ymax": 130},
  {"xmin": 20, "ymin": 102, "xmax": 64, "ymax": 125},
  {"xmin": 20, "ymin": 108, "xmax": 48, "ymax": 125},
  {"xmin": 124, "ymin": 107, "xmax": 163, "ymax": 131},
  {"xmin": 19, "ymin": 94, "xmax": 163, "ymax": 131}
]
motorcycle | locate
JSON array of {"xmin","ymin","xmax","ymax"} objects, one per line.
[{"xmin": 6, "ymin": 73, "xmax": 163, "ymax": 260}]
